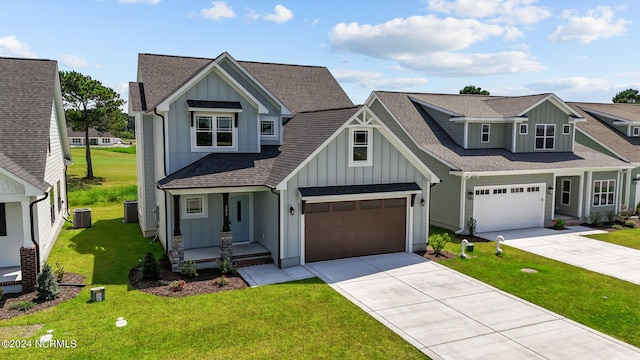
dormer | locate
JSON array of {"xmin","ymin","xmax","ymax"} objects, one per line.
[{"xmin": 579, "ymin": 106, "xmax": 640, "ymax": 138}]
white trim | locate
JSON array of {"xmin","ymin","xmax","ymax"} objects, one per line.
[
  {"xmin": 534, "ymin": 124, "xmax": 556, "ymax": 150},
  {"xmin": 181, "ymin": 195, "xmax": 208, "ymax": 219},
  {"xmin": 407, "ymin": 195, "xmax": 413, "ymax": 253},
  {"xmin": 592, "ymin": 179, "xmax": 616, "ymax": 207},
  {"xmin": 633, "ymin": 127, "xmax": 640, "ymax": 137},
  {"xmin": 563, "ymin": 124, "xmax": 571, "ymax": 135},
  {"xmin": 279, "ymin": 189, "xmax": 285, "ymax": 267},
  {"xmin": 463, "ymin": 122, "xmax": 469, "ymax": 149},
  {"xmin": 187, "ymin": 106, "xmax": 242, "ymax": 113},
  {"xmin": 580, "ymin": 106, "xmax": 639, "ymax": 125},
  {"xmin": 301, "ymin": 190, "xmax": 421, "ymax": 203},
  {"xmin": 156, "ymin": 61, "xmax": 268, "ymax": 114},
  {"xmin": 300, "ymin": 210, "xmax": 305, "ymax": 265},
  {"xmin": 519, "ymin": 93, "xmax": 583, "ymax": 118},
  {"xmin": 165, "ymin": 186, "xmax": 270, "ymax": 195},
  {"xmin": 481, "ymin": 124, "xmax": 490, "ymax": 143},
  {"xmin": 449, "ymin": 165, "xmax": 634, "ymax": 178},
  {"xmin": 260, "ymin": 116, "xmax": 278, "ymax": 139},
  {"xmin": 450, "ymin": 116, "xmax": 528, "ymax": 123},
  {"xmin": 519, "ymin": 123, "xmax": 528, "ymax": 135},
  {"xmin": 577, "ymin": 173, "xmax": 584, "ymax": 218},
  {"xmin": 585, "ymin": 171, "xmax": 593, "ymax": 216},
  {"xmin": 348, "ymin": 127, "xmax": 373, "ymax": 167},
  {"xmin": 190, "ymin": 113, "xmax": 238, "ymax": 152},
  {"xmin": 561, "ymin": 179, "xmax": 571, "ymax": 206}
]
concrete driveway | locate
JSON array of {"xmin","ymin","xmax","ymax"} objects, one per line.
[
  {"xmin": 305, "ymin": 253, "xmax": 640, "ymax": 360},
  {"xmin": 478, "ymin": 226, "xmax": 640, "ymax": 285}
]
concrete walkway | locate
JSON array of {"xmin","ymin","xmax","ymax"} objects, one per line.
[
  {"xmin": 478, "ymin": 226, "xmax": 640, "ymax": 285},
  {"xmin": 303, "ymin": 253, "xmax": 640, "ymax": 360}
]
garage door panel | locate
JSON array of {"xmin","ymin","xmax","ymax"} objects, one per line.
[
  {"xmin": 473, "ymin": 184, "xmax": 545, "ymax": 233},
  {"xmin": 305, "ymin": 198, "xmax": 406, "ymax": 262}
]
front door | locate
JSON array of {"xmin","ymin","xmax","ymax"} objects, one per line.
[{"xmin": 229, "ymin": 194, "xmax": 250, "ymax": 242}]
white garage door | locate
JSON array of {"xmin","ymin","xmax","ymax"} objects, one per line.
[{"xmin": 472, "ymin": 183, "xmax": 545, "ymax": 233}]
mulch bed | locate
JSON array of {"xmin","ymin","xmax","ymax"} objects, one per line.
[
  {"xmin": 0, "ymin": 273, "xmax": 85, "ymax": 321},
  {"xmin": 129, "ymin": 256, "xmax": 248, "ymax": 297},
  {"xmin": 415, "ymin": 247, "xmax": 457, "ymax": 261}
]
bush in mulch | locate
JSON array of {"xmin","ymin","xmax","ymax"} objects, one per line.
[
  {"xmin": 129, "ymin": 256, "xmax": 247, "ymax": 297},
  {"xmin": 0, "ymin": 273, "xmax": 85, "ymax": 321}
]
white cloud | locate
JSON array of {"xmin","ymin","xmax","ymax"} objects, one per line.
[
  {"xmin": 263, "ymin": 5, "xmax": 293, "ymax": 24},
  {"xmin": 549, "ymin": 6, "xmax": 630, "ymax": 44},
  {"xmin": 118, "ymin": 0, "xmax": 160, "ymax": 4},
  {"xmin": 426, "ymin": 0, "xmax": 551, "ymax": 25},
  {"xmin": 60, "ymin": 54, "xmax": 102, "ymax": 69},
  {"xmin": 328, "ymin": 15, "xmax": 543, "ymax": 76},
  {"xmin": 201, "ymin": 1, "xmax": 235, "ymax": 21},
  {"xmin": 525, "ymin": 74, "xmax": 640, "ymax": 102},
  {"xmin": 0, "ymin": 35, "xmax": 36, "ymax": 58},
  {"xmin": 332, "ymin": 69, "xmax": 429, "ymax": 89}
]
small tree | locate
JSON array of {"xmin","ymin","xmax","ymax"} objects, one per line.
[
  {"xmin": 429, "ymin": 233, "xmax": 451, "ymax": 256},
  {"xmin": 612, "ymin": 88, "xmax": 640, "ymax": 103},
  {"xmin": 460, "ymin": 85, "xmax": 490, "ymax": 95},
  {"xmin": 141, "ymin": 252, "xmax": 160, "ymax": 280},
  {"xmin": 37, "ymin": 262, "xmax": 60, "ymax": 300}
]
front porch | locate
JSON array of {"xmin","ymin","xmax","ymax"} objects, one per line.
[{"xmin": 177, "ymin": 243, "xmax": 274, "ymax": 269}]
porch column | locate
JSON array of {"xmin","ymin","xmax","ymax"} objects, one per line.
[
  {"xmin": 171, "ymin": 194, "xmax": 184, "ymax": 272},
  {"xmin": 173, "ymin": 194, "xmax": 181, "ymax": 236},
  {"xmin": 21, "ymin": 200, "xmax": 31, "ymax": 247},
  {"xmin": 220, "ymin": 193, "xmax": 233, "ymax": 260}
]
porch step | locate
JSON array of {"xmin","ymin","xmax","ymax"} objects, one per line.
[
  {"xmin": 564, "ymin": 218, "xmax": 580, "ymax": 226},
  {"xmin": 189, "ymin": 252, "xmax": 273, "ymax": 268}
]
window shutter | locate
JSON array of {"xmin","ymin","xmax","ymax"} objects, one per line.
[
  {"xmin": 234, "ymin": 113, "xmax": 238, "ymax": 128},
  {"xmin": 0, "ymin": 203, "xmax": 6, "ymax": 236}
]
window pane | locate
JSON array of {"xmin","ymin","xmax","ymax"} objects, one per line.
[
  {"xmin": 546, "ymin": 125, "xmax": 555, "ymax": 136},
  {"xmin": 535, "ymin": 138, "xmax": 544, "ymax": 149},
  {"xmin": 608, "ymin": 181, "xmax": 615, "ymax": 192},
  {"xmin": 217, "ymin": 132, "xmax": 233, "ymax": 147},
  {"xmin": 482, "ymin": 133, "xmax": 489, "ymax": 142},
  {"xmin": 261, "ymin": 121, "xmax": 274, "ymax": 135},
  {"xmin": 536, "ymin": 125, "xmax": 545, "ymax": 136},
  {"xmin": 354, "ymin": 131, "xmax": 368, "ymax": 145},
  {"xmin": 520, "ymin": 124, "xmax": 527, "ymax": 134},
  {"xmin": 186, "ymin": 198, "xmax": 203, "ymax": 214},
  {"xmin": 197, "ymin": 117, "xmax": 212, "ymax": 130},
  {"xmin": 545, "ymin": 138, "xmax": 554, "ymax": 149},
  {"xmin": 562, "ymin": 181, "xmax": 570, "ymax": 192},
  {"xmin": 607, "ymin": 193, "xmax": 614, "ymax": 205},
  {"xmin": 593, "ymin": 194, "xmax": 599, "ymax": 206},
  {"xmin": 562, "ymin": 193, "xmax": 570, "ymax": 204},
  {"xmin": 196, "ymin": 132, "xmax": 212, "ymax": 146},
  {"xmin": 594, "ymin": 182, "xmax": 601, "ymax": 193},
  {"xmin": 353, "ymin": 146, "xmax": 368, "ymax": 161},
  {"xmin": 217, "ymin": 117, "xmax": 232, "ymax": 130},
  {"xmin": 482, "ymin": 124, "xmax": 489, "ymax": 132}
]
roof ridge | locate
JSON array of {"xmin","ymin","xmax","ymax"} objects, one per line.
[
  {"xmin": 0, "ymin": 56, "xmax": 55, "ymax": 62},
  {"xmin": 296, "ymin": 105, "xmax": 361, "ymax": 114},
  {"xmin": 139, "ymin": 53, "xmax": 215, "ymax": 61},
  {"xmin": 238, "ymin": 60, "xmax": 328, "ymax": 69}
]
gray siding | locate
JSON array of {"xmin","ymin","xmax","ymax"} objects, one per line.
[
  {"xmin": 282, "ymin": 124, "xmax": 432, "ymax": 264},
  {"xmin": 590, "ymin": 170, "xmax": 621, "ymax": 216},
  {"xmin": 515, "ymin": 100, "xmax": 574, "ymax": 153},
  {"xmin": 421, "ymin": 105, "xmax": 465, "ymax": 147},
  {"xmin": 575, "ymin": 130, "xmax": 621, "ymax": 159},
  {"xmin": 181, "ymin": 193, "xmax": 224, "ymax": 249},
  {"xmin": 555, "ymin": 176, "xmax": 580, "ymax": 217},
  {"xmin": 467, "ymin": 123, "xmax": 507, "ymax": 149},
  {"xmin": 138, "ymin": 114, "xmax": 157, "ymax": 235},
  {"xmin": 253, "ymin": 191, "xmax": 279, "ymax": 263},
  {"xmin": 166, "ymin": 71, "xmax": 261, "ymax": 174}
]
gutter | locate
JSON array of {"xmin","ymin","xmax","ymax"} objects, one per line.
[{"xmin": 29, "ymin": 190, "xmax": 50, "ymax": 273}]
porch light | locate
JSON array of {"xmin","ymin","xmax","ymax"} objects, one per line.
[
  {"xmin": 547, "ymin": 186, "xmax": 553, "ymax": 195},
  {"xmin": 633, "ymin": 178, "xmax": 640, "ymax": 184},
  {"xmin": 467, "ymin": 191, "xmax": 473, "ymax": 200},
  {"xmin": 420, "ymin": 197, "xmax": 425, "ymax": 206},
  {"xmin": 289, "ymin": 206, "xmax": 295, "ymax": 215}
]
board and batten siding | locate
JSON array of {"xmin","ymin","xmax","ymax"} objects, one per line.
[
  {"xmin": 253, "ymin": 191, "xmax": 279, "ymax": 264},
  {"xmin": 281, "ymin": 126, "xmax": 432, "ymax": 265},
  {"xmin": 166, "ymin": 71, "xmax": 261, "ymax": 174},
  {"xmin": 136, "ymin": 114, "xmax": 157, "ymax": 236},
  {"xmin": 575, "ymin": 130, "xmax": 621, "ymax": 160},
  {"xmin": 420, "ymin": 105, "xmax": 465, "ymax": 147},
  {"xmin": 515, "ymin": 100, "xmax": 574, "ymax": 153},
  {"xmin": 555, "ymin": 176, "xmax": 581, "ymax": 217},
  {"xmin": 467, "ymin": 123, "xmax": 507, "ymax": 149},
  {"xmin": 589, "ymin": 170, "xmax": 622, "ymax": 215}
]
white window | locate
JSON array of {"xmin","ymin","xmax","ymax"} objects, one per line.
[
  {"xmin": 633, "ymin": 127, "xmax": 640, "ymax": 137},
  {"xmin": 71, "ymin": 138, "xmax": 82, "ymax": 144},
  {"xmin": 563, "ymin": 124, "xmax": 571, "ymax": 135},
  {"xmin": 349, "ymin": 128, "xmax": 372, "ymax": 167},
  {"xmin": 561, "ymin": 179, "xmax": 571, "ymax": 205},
  {"xmin": 519, "ymin": 124, "xmax": 528, "ymax": 135},
  {"xmin": 192, "ymin": 113, "xmax": 237, "ymax": 151},
  {"xmin": 90, "ymin": 138, "xmax": 98, "ymax": 145},
  {"xmin": 593, "ymin": 180, "xmax": 615, "ymax": 206},
  {"xmin": 260, "ymin": 117, "xmax": 276, "ymax": 138},
  {"xmin": 535, "ymin": 124, "xmax": 555, "ymax": 150},
  {"xmin": 481, "ymin": 124, "xmax": 490, "ymax": 143},
  {"xmin": 101, "ymin": 138, "xmax": 111, "ymax": 144},
  {"xmin": 182, "ymin": 196, "xmax": 208, "ymax": 219}
]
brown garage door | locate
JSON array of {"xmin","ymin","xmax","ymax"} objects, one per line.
[{"xmin": 305, "ymin": 198, "xmax": 406, "ymax": 262}]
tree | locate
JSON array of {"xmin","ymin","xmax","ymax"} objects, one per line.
[
  {"xmin": 37, "ymin": 262, "xmax": 60, "ymax": 300},
  {"xmin": 60, "ymin": 71, "xmax": 125, "ymax": 179},
  {"xmin": 612, "ymin": 88, "xmax": 640, "ymax": 103},
  {"xmin": 460, "ymin": 85, "xmax": 490, "ymax": 95}
]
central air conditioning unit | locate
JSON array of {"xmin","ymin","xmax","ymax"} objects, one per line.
[
  {"xmin": 123, "ymin": 200, "xmax": 138, "ymax": 223},
  {"xmin": 73, "ymin": 208, "xmax": 92, "ymax": 228}
]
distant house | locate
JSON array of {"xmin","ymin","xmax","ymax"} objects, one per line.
[
  {"xmin": 67, "ymin": 128, "xmax": 124, "ymax": 146},
  {"xmin": 0, "ymin": 57, "xmax": 72, "ymax": 293}
]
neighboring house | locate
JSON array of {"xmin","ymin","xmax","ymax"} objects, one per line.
[
  {"xmin": 367, "ymin": 92, "xmax": 632, "ymax": 234},
  {"xmin": 129, "ymin": 53, "xmax": 438, "ymax": 269},
  {"xmin": 569, "ymin": 102, "xmax": 640, "ymax": 210},
  {"xmin": 67, "ymin": 128, "xmax": 125, "ymax": 146},
  {"xmin": 0, "ymin": 57, "xmax": 72, "ymax": 293}
]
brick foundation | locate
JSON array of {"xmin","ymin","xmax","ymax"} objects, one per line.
[{"xmin": 20, "ymin": 247, "xmax": 37, "ymax": 292}]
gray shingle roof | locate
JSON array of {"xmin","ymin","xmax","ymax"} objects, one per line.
[
  {"xmin": 0, "ymin": 57, "xmax": 59, "ymax": 191},
  {"xmin": 409, "ymin": 93, "xmax": 549, "ymax": 118},
  {"xmin": 569, "ymin": 102, "xmax": 640, "ymax": 162},
  {"xmin": 158, "ymin": 106, "xmax": 361, "ymax": 189},
  {"xmin": 67, "ymin": 128, "xmax": 116, "ymax": 138},
  {"xmin": 131, "ymin": 53, "xmax": 353, "ymax": 114},
  {"xmin": 375, "ymin": 91, "xmax": 630, "ymax": 172}
]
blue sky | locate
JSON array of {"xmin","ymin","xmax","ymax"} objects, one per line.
[{"xmin": 1, "ymin": 0, "xmax": 639, "ymax": 106}]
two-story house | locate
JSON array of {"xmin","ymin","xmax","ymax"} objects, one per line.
[
  {"xmin": 0, "ymin": 57, "xmax": 72, "ymax": 293},
  {"xmin": 569, "ymin": 102, "xmax": 640, "ymax": 210},
  {"xmin": 129, "ymin": 53, "xmax": 439, "ymax": 269},
  {"xmin": 367, "ymin": 92, "xmax": 632, "ymax": 234}
]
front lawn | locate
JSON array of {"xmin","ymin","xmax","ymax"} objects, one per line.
[
  {"xmin": 437, "ymin": 231, "xmax": 640, "ymax": 347},
  {"xmin": 586, "ymin": 228, "xmax": 640, "ymax": 250},
  {"xmin": 0, "ymin": 203, "xmax": 425, "ymax": 359}
]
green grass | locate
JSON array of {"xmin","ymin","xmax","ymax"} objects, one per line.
[
  {"xmin": 435, "ymin": 228, "xmax": 640, "ymax": 347},
  {"xmin": 0, "ymin": 203, "xmax": 424, "ymax": 359},
  {"xmin": 586, "ymin": 228, "xmax": 640, "ymax": 250}
]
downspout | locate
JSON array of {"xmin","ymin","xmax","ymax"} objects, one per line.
[
  {"xmin": 154, "ymin": 108, "xmax": 169, "ymax": 253},
  {"xmin": 426, "ymin": 181, "xmax": 439, "ymax": 246},
  {"xmin": 455, "ymin": 174, "xmax": 470, "ymax": 234},
  {"xmin": 29, "ymin": 190, "xmax": 50, "ymax": 273},
  {"xmin": 270, "ymin": 188, "xmax": 281, "ymax": 268}
]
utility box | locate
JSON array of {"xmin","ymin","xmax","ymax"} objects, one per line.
[
  {"xmin": 73, "ymin": 208, "xmax": 92, "ymax": 228},
  {"xmin": 90, "ymin": 286, "xmax": 105, "ymax": 302},
  {"xmin": 123, "ymin": 201, "xmax": 138, "ymax": 223},
  {"xmin": 466, "ymin": 243, "xmax": 475, "ymax": 252}
]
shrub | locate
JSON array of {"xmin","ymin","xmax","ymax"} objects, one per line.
[
  {"xmin": 589, "ymin": 212, "xmax": 602, "ymax": 226},
  {"xmin": 8, "ymin": 300, "xmax": 35, "ymax": 311},
  {"xmin": 0, "ymin": 286, "xmax": 3, "ymax": 300},
  {"xmin": 553, "ymin": 218, "xmax": 566, "ymax": 230},
  {"xmin": 168, "ymin": 280, "xmax": 185, "ymax": 292},
  {"xmin": 215, "ymin": 257, "xmax": 238, "ymax": 275},
  {"xmin": 54, "ymin": 261, "xmax": 65, "ymax": 283},
  {"xmin": 466, "ymin": 217, "xmax": 477, "ymax": 237},
  {"xmin": 612, "ymin": 224, "xmax": 625, "ymax": 230},
  {"xmin": 141, "ymin": 252, "xmax": 160, "ymax": 280},
  {"xmin": 37, "ymin": 262, "xmax": 60, "ymax": 300},
  {"xmin": 180, "ymin": 260, "xmax": 199, "ymax": 278},
  {"xmin": 429, "ymin": 233, "xmax": 451, "ymax": 255},
  {"xmin": 625, "ymin": 220, "xmax": 636, "ymax": 228},
  {"xmin": 214, "ymin": 275, "xmax": 229, "ymax": 287},
  {"xmin": 605, "ymin": 210, "xmax": 617, "ymax": 223}
]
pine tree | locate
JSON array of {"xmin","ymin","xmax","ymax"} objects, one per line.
[
  {"xmin": 142, "ymin": 252, "xmax": 160, "ymax": 280},
  {"xmin": 37, "ymin": 262, "xmax": 60, "ymax": 300}
]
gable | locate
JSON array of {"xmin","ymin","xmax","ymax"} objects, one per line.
[{"xmin": 0, "ymin": 171, "xmax": 25, "ymax": 195}]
